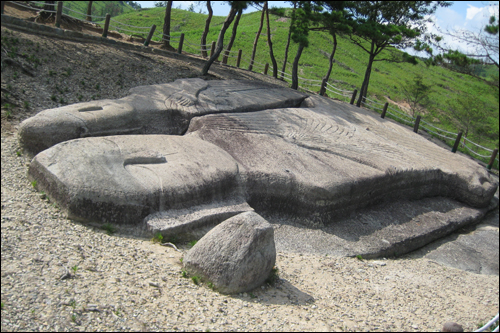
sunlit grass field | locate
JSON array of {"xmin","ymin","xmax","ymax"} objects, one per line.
[{"xmin": 95, "ymin": 5, "xmax": 499, "ymax": 168}]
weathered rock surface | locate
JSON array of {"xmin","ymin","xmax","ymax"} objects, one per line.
[
  {"xmin": 28, "ymin": 135, "xmax": 244, "ymax": 225},
  {"xmin": 183, "ymin": 211, "xmax": 276, "ymax": 294},
  {"xmin": 144, "ymin": 200, "xmax": 253, "ymax": 240},
  {"xmin": 187, "ymin": 95, "xmax": 498, "ymax": 219},
  {"xmin": 18, "ymin": 78, "xmax": 307, "ymax": 154},
  {"xmin": 271, "ymin": 195, "xmax": 497, "ymax": 260},
  {"xmin": 25, "ymin": 79, "xmax": 498, "ymax": 256}
]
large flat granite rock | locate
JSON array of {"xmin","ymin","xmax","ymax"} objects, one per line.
[
  {"xmin": 29, "ymin": 135, "xmax": 248, "ymax": 227},
  {"xmin": 187, "ymin": 95, "xmax": 497, "ymax": 217},
  {"xmin": 24, "ymin": 79, "xmax": 498, "ymax": 256},
  {"xmin": 19, "ymin": 79, "xmax": 308, "ymax": 154}
]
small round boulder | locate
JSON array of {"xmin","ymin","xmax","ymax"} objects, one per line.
[{"xmin": 183, "ymin": 211, "xmax": 276, "ymax": 294}]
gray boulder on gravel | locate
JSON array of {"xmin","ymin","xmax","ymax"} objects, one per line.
[{"xmin": 182, "ymin": 211, "xmax": 276, "ymax": 294}]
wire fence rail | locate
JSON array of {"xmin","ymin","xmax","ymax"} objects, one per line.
[
  {"xmin": 474, "ymin": 313, "xmax": 499, "ymax": 332},
  {"xmin": 3, "ymin": 0, "xmax": 498, "ymax": 170}
]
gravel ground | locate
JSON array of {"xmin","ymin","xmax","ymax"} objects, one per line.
[{"xmin": 1, "ymin": 23, "xmax": 499, "ymax": 332}]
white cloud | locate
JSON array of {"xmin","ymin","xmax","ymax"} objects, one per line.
[
  {"xmin": 466, "ymin": 5, "xmax": 482, "ymax": 20},
  {"xmin": 464, "ymin": 4, "xmax": 497, "ymax": 30},
  {"xmin": 435, "ymin": 6, "xmax": 465, "ymax": 31},
  {"xmin": 407, "ymin": 3, "xmax": 499, "ymax": 58}
]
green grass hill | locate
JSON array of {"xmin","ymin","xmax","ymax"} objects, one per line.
[{"xmin": 65, "ymin": 3, "xmax": 500, "ymax": 168}]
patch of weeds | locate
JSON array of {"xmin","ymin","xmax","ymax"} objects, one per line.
[
  {"xmin": 265, "ymin": 266, "xmax": 279, "ymax": 285},
  {"xmin": 59, "ymin": 97, "xmax": 66, "ymax": 104},
  {"xmin": 23, "ymin": 101, "xmax": 30, "ymax": 109},
  {"xmin": 166, "ymin": 235, "xmax": 179, "ymax": 244},
  {"xmin": 71, "ymin": 314, "xmax": 77, "ymax": 323},
  {"xmin": 207, "ymin": 282, "xmax": 215, "ymax": 290},
  {"xmin": 188, "ymin": 240, "xmax": 197, "ymax": 248},
  {"xmin": 16, "ymin": 150, "xmax": 22, "ymax": 157},
  {"xmin": 77, "ymin": 94, "xmax": 83, "ymax": 101},
  {"xmin": 6, "ymin": 84, "xmax": 12, "ymax": 90},
  {"xmin": 48, "ymin": 69, "xmax": 56, "ymax": 76},
  {"xmin": 50, "ymin": 95, "xmax": 57, "ymax": 102},
  {"xmin": 4, "ymin": 106, "xmax": 13, "ymax": 119},
  {"xmin": 31, "ymin": 309, "xmax": 35, "ymax": 315},
  {"xmin": 181, "ymin": 270, "xmax": 188, "ymax": 278},
  {"xmin": 101, "ymin": 223, "xmax": 116, "ymax": 235},
  {"xmin": 152, "ymin": 232, "xmax": 163, "ymax": 243},
  {"xmin": 13, "ymin": 71, "xmax": 19, "ymax": 79},
  {"xmin": 356, "ymin": 255, "xmax": 363, "ymax": 261},
  {"xmin": 249, "ymin": 292, "xmax": 257, "ymax": 299},
  {"xmin": 69, "ymin": 300, "xmax": 77, "ymax": 308},
  {"xmin": 80, "ymin": 80, "xmax": 85, "ymax": 86},
  {"xmin": 114, "ymin": 309, "xmax": 121, "ymax": 317},
  {"xmin": 95, "ymin": 83, "xmax": 100, "ymax": 90},
  {"xmin": 191, "ymin": 275, "xmax": 201, "ymax": 285},
  {"xmin": 71, "ymin": 265, "xmax": 79, "ymax": 275},
  {"xmin": 1, "ymin": 302, "xmax": 4, "ymax": 310},
  {"xmin": 179, "ymin": 257, "xmax": 183, "ymax": 263},
  {"xmin": 31, "ymin": 180, "xmax": 37, "ymax": 188},
  {"xmin": 62, "ymin": 68, "xmax": 72, "ymax": 77}
]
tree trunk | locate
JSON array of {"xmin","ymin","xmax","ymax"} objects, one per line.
[
  {"xmin": 41, "ymin": 1, "xmax": 55, "ymax": 20},
  {"xmin": 222, "ymin": 8, "xmax": 243, "ymax": 64},
  {"xmin": 201, "ymin": 7, "xmax": 238, "ymax": 75},
  {"xmin": 320, "ymin": 33, "xmax": 337, "ymax": 95},
  {"xmin": 249, "ymin": 5, "xmax": 266, "ymax": 71},
  {"xmin": 324, "ymin": 33, "xmax": 337, "ymax": 82},
  {"xmin": 201, "ymin": 1, "xmax": 213, "ymax": 58},
  {"xmin": 291, "ymin": 43, "xmax": 305, "ymax": 90},
  {"xmin": 281, "ymin": 2, "xmax": 297, "ymax": 80},
  {"xmin": 162, "ymin": 1, "xmax": 173, "ymax": 49},
  {"xmin": 265, "ymin": 2, "xmax": 278, "ymax": 78},
  {"xmin": 357, "ymin": 56, "xmax": 374, "ymax": 107},
  {"xmin": 86, "ymin": 1, "xmax": 93, "ymax": 21},
  {"xmin": 357, "ymin": 41, "xmax": 376, "ymax": 107}
]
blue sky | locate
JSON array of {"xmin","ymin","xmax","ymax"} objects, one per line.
[{"xmin": 136, "ymin": 1, "xmax": 499, "ymax": 56}]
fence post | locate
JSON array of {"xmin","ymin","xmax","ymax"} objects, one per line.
[
  {"xmin": 55, "ymin": 1, "xmax": 63, "ymax": 28},
  {"xmin": 236, "ymin": 49, "xmax": 242, "ymax": 68},
  {"xmin": 86, "ymin": 1, "xmax": 92, "ymax": 21},
  {"xmin": 144, "ymin": 24, "xmax": 156, "ymax": 47},
  {"xmin": 210, "ymin": 41, "xmax": 216, "ymax": 58},
  {"xmin": 319, "ymin": 78, "xmax": 327, "ymax": 96},
  {"xmin": 102, "ymin": 14, "xmax": 111, "ymax": 38},
  {"xmin": 1, "ymin": 2, "xmax": 5, "ymax": 15},
  {"xmin": 452, "ymin": 132, "xmax": 462, "ymax": 153},
  {"xmin": 264, "ymin": 63, "xmax": 269, "ymax": 75},
  {"xmin": 413, "ymin": 115, "xmax": 421, "ymax": 133},
  {"xmin": 222, "ymin": 50, "xmax": 229, "ymax": 64},
  {"xmin": 350, "ymin": 89, "xmax": 357, "ymax": 105},
  {"xmin": 177, "ymin": 33, "xmax": 184, "ymax": 54},
  {"xmin": 487, "ymin": 149, "xmax": 498, "ymax": 170},
  {"xmin": 381, "ymin": 102, "xmax": 388, "ymax": 118}
]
